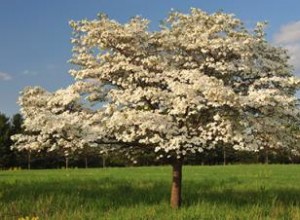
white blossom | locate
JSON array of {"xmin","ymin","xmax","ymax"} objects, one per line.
[{"xmin": 12, "ymin": 8, "xmax": 300, "ymax": 160}]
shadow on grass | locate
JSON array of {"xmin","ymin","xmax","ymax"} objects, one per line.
[
  {"xmin": 1, "ymin": 177, "xmax": 300, "ymax": 217},
  {"xmin": 183, "ymin": 180, "xmax": 300, "ymax": 207}
]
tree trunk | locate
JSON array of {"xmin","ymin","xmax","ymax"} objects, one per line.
[
  {"xmin": 84, "ymin": 157, "xmax": 88, "ymax": 169},
  {"xmin": 65, "ymin": 157, "xmax": 69, "ymax": 169},
  {"xmin": 170, "ymin": 159, "xmax": 183, "ymax": 208},
  {"xmin": 265, "ymin": 148, "xmax": 269, "ymax": 164},
  {"xmin": 223, "ymin": 145, "xmax": 226, "ymax": 166},
  {"xmin": 102, "ymin": 156, "xmax": 106, "ymax": 168},
  {"xmin": 27, "ymin": 151, "xmax": 31, "ymax": 170}
]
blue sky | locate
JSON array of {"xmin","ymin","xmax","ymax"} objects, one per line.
[{"xmin": 1, "ymin": 0, "xmax": 300, "ymax": 116}]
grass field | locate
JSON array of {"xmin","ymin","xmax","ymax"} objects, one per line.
[{"xmin": 1, "ymin": 165, "xmax": 300, "ymax": 219}]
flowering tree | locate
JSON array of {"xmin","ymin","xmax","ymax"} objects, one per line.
[{"xmin": 13, "ymin": 9, "xmax": 300, "ymax": 208}]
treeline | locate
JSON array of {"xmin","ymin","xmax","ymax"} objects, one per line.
[
  {"xmin": 0, "ymin": 112, "xmax": 24, "ymax": 168},
  {"xmin": 1, "ymin": 112, "xmax": 300, "ymax": 170}
]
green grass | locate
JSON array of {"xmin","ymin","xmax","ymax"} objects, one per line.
[{"xmin": 1, "ymin": 165, "xmax": 300, "ymax": 219}]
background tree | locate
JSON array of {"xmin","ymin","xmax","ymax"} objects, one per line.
[
  {"xmin": 10, "ymin": 113, "xmax": 23, "ymax": 134},
  {"xmin": 13, "ymin": 9, "xmax": 300, "ymax": 208},
  {"xmin": 0, "ymin": 112, "xmax": 13, "ymax": 168},
  {"xmin": 0, "ymin": 113, "xmax": 23, "ymax": 168}
]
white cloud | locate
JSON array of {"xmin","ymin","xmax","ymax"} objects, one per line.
[
  {"xmin": 274, "ymin": 21, "xmax": 300, "ymax": 44},
  {"xmin": 273, "ymin": 21, "xmax": 300, "ymax": 73},
  {"xmin": 0, "ymin": 72, "xmax": 12, "ymax": 81},
  {"xmin": 23, "ymin": 70, "xmax": 38, "ymax": 76}
]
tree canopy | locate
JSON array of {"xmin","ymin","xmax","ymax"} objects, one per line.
[{"xmin": 12, "ymin": 8, "xmax": 300, "ymax": 207}]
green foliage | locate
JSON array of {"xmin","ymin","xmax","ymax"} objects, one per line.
[
  {"xmin": 11, "ymin": 114, "xmax": 23, "ymax": 134},
  {"xmin": 0, "ymin": 113, "xmax": 13, "ymax": 168},
  {"xmin": 0, "ymin": 113, "xmax": 25, "ymax": 168},
  {"xmin": 1, "ymin": 165, "xmax": 300, "ymax": 219}
]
